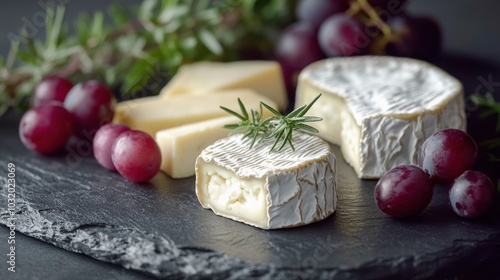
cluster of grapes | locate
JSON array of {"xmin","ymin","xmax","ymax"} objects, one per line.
[
  {"xmin": 276, "ymin": 0, "xmax": 441, "ymax": 92},
  {"xmin": 94, "ymin": 124, "xmax": 161, "ymax": 183},
  {"xmin": 375, "ymin": 129, "xmax": 497, "ymax": 219},
  {"xmin": 18, "ymin": 77, "xmax": 161, "ymax": 183}
]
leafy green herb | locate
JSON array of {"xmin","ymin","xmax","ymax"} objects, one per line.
[
  {"xmin": 220, "ymin": 94, "xmax": 323, "ymax": 152},
  {"xmin": 471, "ymin": 93, "xmax": 500, "ymax": 156},
  {"xmin": 0, "ymin": 0, "xmax": 297, "ymax": 115}
]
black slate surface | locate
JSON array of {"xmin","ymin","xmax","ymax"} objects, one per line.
[
  {"xmin": 2, "ymin": 0, "xmax": 500, "ymax": 279},
  {"xmin": 1, "ymin": 108, "xmax": 500, "ymax": 279},
  {"xmin": 0, "ymin": 226, "xmax": 155, "ymax": 280}
]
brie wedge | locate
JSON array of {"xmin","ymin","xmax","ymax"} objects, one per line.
[
  {"xmin": 295, "ymin": 56, "xmax": 466, "ymax": 179},
  {"xmin": 196, "ymin": 132, "xmax": 337, "ymax": 229},
  {"xmin": 159, "ymin": 61, "xmax": 288, "ymax": 110}
]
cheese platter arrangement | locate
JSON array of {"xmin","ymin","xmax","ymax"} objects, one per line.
[{"xmin": 1, "ymin": 0, "xmax": 500, "ymax": 279}]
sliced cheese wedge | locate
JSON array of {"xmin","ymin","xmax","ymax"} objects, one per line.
[
  {"xmin": 156, "ymin": 105, "xmax": 274, "ymax": 179},
  {"xmin": 295, "ymin": 56, "xmax": 466, "ymax": 179},
  {"xmin": 159, "ymin": 61, "xmax": 288, "ymax": 110},
  {"xmin": 196, "ymin": 132, "xmax": 337, "ymax": 229},
  {"xmin": 113, "ymin": 89, "xmax": 276, "ymax": 137}
]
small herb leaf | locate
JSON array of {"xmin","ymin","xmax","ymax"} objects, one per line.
[{"xmin": 222, "ymin": 94, "xmax": 323, "ymax": 152}]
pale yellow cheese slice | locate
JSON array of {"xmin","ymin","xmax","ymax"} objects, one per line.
[
  {"xmin": 159, "ymin": 61, "xmax": 288, "ymax": 110},
  {"xmin": 155, "ymin": 106, "xmax": 275, "ymax": 179},
  {"xmin": 113, "ymin": 89, "xmax": 276, "ymax": 137}
]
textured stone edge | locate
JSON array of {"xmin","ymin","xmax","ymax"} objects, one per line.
[{"xmin": 1, "ymin": 190, "xmax": 499, "ymax": 280}]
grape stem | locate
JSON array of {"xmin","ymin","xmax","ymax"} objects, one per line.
[{"xmin": 349, "ymin": 0, "xmax": 393, "ymax": 37}]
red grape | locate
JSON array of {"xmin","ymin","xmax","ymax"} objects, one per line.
[
  {"xmin": 93, "ymin": 124, "xmax": 131, "ymax": 171},
  {"xmin": 385, "ymin": 14, "xmax": 441, "ymax": 60},
  {"xmin": 33, "ymin": 76, "xmax": 73, "ymax": 106},
  {"xmin": 63, "ymin": 81, "xmax": 115, "ymax": 139},
  {"xmin": 19, "ymin": 104, "xmax": 74, "ymax": 154},
  {"xmin": 296, "ymin": 0, "xmax": 350, "ymax": 27},
  {"xmin": 318, "ymin": 14, "xmax": 369, "ymax": 57},
  {"xmin": 419, "ymin": 129, "xmax": 477, "ymax": 184},
  {"xmin": 112, "ymin": 130, "xmax": 161, "ymax": 182},
  {"xmin": 275, "ymin": 22, "xmax": 325, "ymax": 72},
  {"xmin": 449, "ymin": 171, "xmax": 496, "ymax": 218},
  {"xmin": 375, "ymin": 165, "xmax": 434, "ymax": 217}
]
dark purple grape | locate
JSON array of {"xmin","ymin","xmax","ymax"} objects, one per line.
[
  {"xmin": 33, "ymin": 76, "xmax": 73, "ymax": 106},
  {"xmin": 450, "ymin": 171, "xmax": 496, "ymax": 218},
  {"xmin": 419, "ymin": 129, "xmax": 478, "ymax": 184},
  {"xmin": 375, "ymin": 165, "xmax": 434, "ymax": 217},
  {"xmin": 385, "ymin": 14, "xmax": 442, "ymax": 60},
  {"xmin": 296, "ymin": 0, "xmax": 350, "ymax": 27},
  {"xmin": 275, "ymin": 22, "xmax": 325, "ymax": 72},
  {"xmin": 63, "ymin": 81, "xmax": 115, "ymax": 139},
  {"xmin": 19, "ymin": 104, "xmax": 74, "ymax": 154},
  {"xmin": 318, "ymin": 14, "xmax": 369, "ymax": 57},
  {"xmin": 277, "ymin": 60, "xmax": 298, "ymax": 102},
  {"xmin": 93, "ymin": 124, "xmax": 131, "ymax": 171},
  {"xmin": 112, "ymin": 130, "xmax": 161, "ymax": 183}
]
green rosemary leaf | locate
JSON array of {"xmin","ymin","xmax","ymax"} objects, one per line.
[
  {"xmin": 249, "ymin": 129, "xmax": 259, "ymax": 148},
  {"xmin": 139, "ymin": 0, "xmax": 157, "ymax": 20},
  {"xmin": 223, "ymin": 124, "xmax": 240, "ymax": 129},
  {"xmin": 108, "ymin": 4, "xmax": 129, "ymax": 26},
  {"xmin": 251, "ymin": 109, "xmax": 259, "ymax": 124},
  {"xmin": 122, "ymin": 59, "xmax": 152, "ymax": 93},
  {"xmin": 91, "ymin": 12, "xmax": 105, "ymax": 41},
  {"xmin": 294, "ymin": 123, "xmax": 319, "ymax": 133},
  {"xmin": 286, "ymin": 131, "xmax": 295, "ymax": 151},
  {"xmin": 199, "ymin": 28, "xmax": 223, "ymax": 55},
  {"xmin": 297, "ymin": 93, "xmax": 322, "ymax": 117},
  {"xmin": 47, "ymin": 6, "xmax": 65, "ymax": 52},
  {"xmin": 480, "ymin": 138, "xmax": 500, "ymax": 149},
  {"xmin": 237, "ymin": 98, "xmax": 249, "ymax": 119},
  {"xmin": 260, "ymin": 101, "xmax": 281, "ymax": 117},
  {"xmin": 479, "ymin": 108, "xmax": 497, "ymax": 119},
  {"xmin": 229, "ymin": 125, "xmax": 249, "ymax": 136},
  {"xmin": 220, "ymin": 105, "xmax": 246, "ymax": 121},
  {"xmin": 269, "ymin": 129, "xmax": 284, "ymax": 152},
  {"xmin": 16, "ymin": 50, "xmax": 41, "ymax": 65},
  {"xmin": 288, "ymin": 116, "xmax": 323, "ymax": 123},
  {"xmin": 277, "ymin": 128, "xmax": 292, "ymax": 151},
  {"xmin": 287, "ymin": 105, "xmax": 307, "ymax": 118}
]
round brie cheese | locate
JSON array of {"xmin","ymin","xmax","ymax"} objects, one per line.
[
  {"xmin": 195, "ymin": 132, "xmax": 337, "ymax": 230},
  {"xmin": 296, "ymin": 56, "xmax": 465, "ymax": 179}
]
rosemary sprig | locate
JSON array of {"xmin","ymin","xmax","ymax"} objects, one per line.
[
  {"xmin": 220, "ymin": 94, "xmax": 323, "ymax": 152},
  {"xmin": 0, "ymin": 0, "xmax": 297, "ymax": 115},
  {"xmin": 471, "ymin": 93, "xmax": 500, "ymax": 154}
]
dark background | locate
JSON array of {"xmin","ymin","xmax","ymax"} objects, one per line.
[{"xmin": 1, "ymin": 1, "xmax": 500, "ymax": 279}]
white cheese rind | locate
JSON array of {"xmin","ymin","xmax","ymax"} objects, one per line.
[
  {"xmin": 196, "ymin": 133, "xmax": 337, "ymax": 229},
  {"xmin": 296, "ymin": 56, "xmax": 466, "ymax": 179}
]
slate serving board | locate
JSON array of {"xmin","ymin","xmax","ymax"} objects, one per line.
[{"xmin": 1, "ymin": 107, "xmax": 499, "ymax": 279}]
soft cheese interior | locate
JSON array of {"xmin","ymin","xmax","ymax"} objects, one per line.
[
  {"xmin": 196, "ymin": 133, "xmax": 337, "ymax": 229},
  {"xmin": 296, "ymin": 56, "xmax": 466, "ymax": 179}
]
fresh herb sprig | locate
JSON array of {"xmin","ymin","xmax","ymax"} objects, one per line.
[
  {"xmin": 471, "ymin": 93, "xmax": 500, "ymax": 160},
  {"xmin": 220, "ymin": 94, "xmax": 323, "ymax": 152},
  {"xmin": 0, "ymin": 0, "xmax": 297, "ymax": 116}
]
